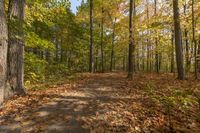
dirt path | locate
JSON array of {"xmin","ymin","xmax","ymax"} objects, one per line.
[
  {"xmin": 1, "ymin": 73, "xmax": 200, "ymax": 133},
  {"xmin": 0, "ymin": 73, "xmax": 129, "ymax": 133}
]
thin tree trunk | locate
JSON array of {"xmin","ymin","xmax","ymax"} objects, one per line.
[
  {"xmin": 146, "ymin": 0, "xmax": 150, "ymax": 73},
  {"xmin": 55, "ymin": 37, "xmax": 59, "ymax": 61},
  {"xmin": 100, "ymin": 7, "xmax": 104, "ymax": 73},
  {"xmin": 192, "ymin": 0, "xmax": 197, "ymax": 79},
  {"xmin": 185, "ymin": 29, "xmax": 190, "ymax": 72},
  {"xmin": 127, "ymin": 0, "xmax": 133, "ymax": 79},
  {"xmin": 7, "ymin": 0, "xmax": 26, "ymax": 97},
  {"xmin": 154, "ymin": 0, "xmax": 159, "ymax": 73},
  {"xmin": 110, "ymin": 18, "xmax": 116, "ymax": 72},
  {"xmin": 0, "ymin": 0, "xmax": 8, "ymax": 104},
  {"xmin": 171, "ymin": 30, "xmax": 175, "ymax": 73},
  {"xmin": 198, "ymin": 35, "xmax": 200, "ymax": 72},
  {"xmin": 142, "ymin": 36, "xmax": 145, "ymax": 71},
  {"xmin": 183, "ymin": 2, "xmax": 190, "ymax": 73},
  {"xmin": 133, "ymin": 0, "xmax": 136, "ymax": 73},
  {"xmin": 89, "ymin": 0, "xmax": 94, "ymax": 73},
  {"xmin": 60, "ymin": 38, "xmax": 63, "ymax": 63},
  {"xmin": 173, "ymin": 0, "xmax": 185, "ymax": 80}
]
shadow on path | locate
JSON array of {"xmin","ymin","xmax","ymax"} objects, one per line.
[{"xmin": 0, "ymin": 73, "xmax": 133, "ymax": 133}]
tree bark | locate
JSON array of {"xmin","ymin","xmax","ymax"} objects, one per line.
[
  {"xmin": 198, "ymin": 35, "xmax": 200, "ymax": 72},
  {"xmin": 173, "ymin": 0, "xmax": 185, "ymax": 80},
  {"xmin": 192, "ymin": 0, "xmax": 197, "ymax": 79},
  {"xmin": 100, "ymin": 7, "xmax": 104, "ymax": 73},
  {"xmin": 0, "ymin": 0, "xmax": 8, "ymax": 105},
  {"xmin": 7, "ymin": 0, "xmax": 26, "ymax": 97},
  {"xmin": 132, "ymin": 0, "xmax": 136, "ymax": 73},
  {"xmin": 146, "ymin": 0, "xmax": 150, "ymax": 73},
  {"xmin": 183, "ymin": 2, "xmax": 190, "ymax": 73},
  {"xmin": 89, "ymin": 0, "xmax": 94, "ymax": 73},
  {"xmin": 127, "ymin": 0, "xmax": 134, "ymax": 79},
  {"xmin": 154, "ymin": 0, "xmax": 159, "ymax": 73},
  {"xmin": 171, "ymin": 30, "xmax": 175, "ymax": 73},
  {"xmin": 110, "ymin": 18, "xmax": 116, "ymax": 72}
]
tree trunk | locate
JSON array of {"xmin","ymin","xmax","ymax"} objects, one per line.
[
  {"xmin": 7, "ymin": 0, "xmax": 26, "ymax": 98},
  {"xmin": 154, "ymin": 0, "xmax": 159, "ymax": 73},
  {"xmin": 55, "ymin": 37, "xmax": 59, "ymax": 61},
  {"xmin": 100, "ymin": 7, "xmax": 104, "ymax": 73},
  {"xmin": 127, "ymin": 0, "xmax": 134, "ymax": 79},
  {"xmin": 183, "ymin": 2, "xmax": 190, "ymax": 73},
  {"xmin": 171, "ymin": 30, "xmax": 175, "ymax": 73},
  {"xmin": 192, "ymin": 0, "xmax": 197, "ymax": 79},
  {"xmin": 89, "ymin": 0, "xmax": 94, "ymax": 73},
  {"xmin": 146, "ymin": 0, "xmax": 150, "ymax": 73},
  {"xmin": 198, "ymin": 35, "xmax": 200, "ymax": 72},
  {"xmin": 173, "ymin": 0, "xmax": 185, "ymax": 80},
  {"xmin": 110, "ymin": 18, "xmax": 116, "ymax": 72},
  {"xmin": 0, "ymin": 0, "xmax": 8, "ymax": 105},
  {"xmin": 132, "ymin": 0, "xmax": 136, "ymax": 73}
]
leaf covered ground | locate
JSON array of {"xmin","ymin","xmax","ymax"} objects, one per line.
[{"xmin": 0, "ymin": 73, "xmax": 200, "ymax": 133}]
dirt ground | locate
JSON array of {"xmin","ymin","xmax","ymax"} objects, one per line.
[{"xmin": 0, "ymin": 73, "xmax": 200, "ymax": 133}]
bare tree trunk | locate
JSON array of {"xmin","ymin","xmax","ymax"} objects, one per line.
[
  {"xmin": 173, "ymin": 0, "xmax": 185, "ymax": 80},
  {"xmin": 142, "ymin": 38, "xmax": 145, "ymax": 71},
  {"xmin": 60, "ymin": 37, "xmax": 63, "ymax": 63},
  {"xmin": 198, "ymin": 35, "xmax": 200, "ymax": 72},
  {"xmin": 154, "ymin": 0, "xmax": 159, "ymax": 73},
  {"xmin": 7, "ymin": 0, "xmax": 26, "ymax": 98},
  {"xmin": 100, "ymin": 7, "xmax": 104, "ymax": 73},
  {"xmin": 55, "ymin": 37, "xmax": 59, "ymax": 61},
  {"xmin": 192, "ymin": 0, "xmax": 197, "ymax": 79},
  {"xmin": 146, "ymin": 0, "xmax": 150, "ymax": 73},
  {"xmin": 89, "ymin": 0, "xmax": 94, "ymax": 73},
  {"xmin": 171, "ymin": 30, "xmax": 175, "ymax": 73},
  {"xmin": 132, "ymin": 0, "xmax": 136, "ymax": 73},
  {"xmin": 127, "ymin": 0, "xmax": 134, "ymax": 79},
  {"xmin": 184, "ymin": 29, "xmax": 190, "ymax": 72},
  {"xmin": 183, "ymin": 2, "xmax": 190, "ymax": 73},
  {"xmin": 110, "ymin": 18, "xmax": 116, "ymax": 72},
  {"xmin": 0, "ymin": 0, "xmax": 8, "ymax": 105}
]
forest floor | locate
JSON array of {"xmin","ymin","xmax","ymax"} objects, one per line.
[{"xmin": 0, "ymin": 73, "xmax": 200, "ymax": 133}]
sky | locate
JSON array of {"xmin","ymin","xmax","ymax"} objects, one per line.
[{"xmin": 70, "ymin": 0, "xmax": 82, "ymax": 14}]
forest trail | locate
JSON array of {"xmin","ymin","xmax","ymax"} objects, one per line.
[
  {"xmin": 1, "ymin": 73, "xmax": 200, "ymax": 133},
  {"xmin": 0, "ymin": 73, "xmax": 130, "ymax": 133}
]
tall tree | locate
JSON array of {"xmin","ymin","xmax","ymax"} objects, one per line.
[
  {"xmin": 0, "ymin": 0, "xmax": 8, "ymax": 104},
  {"xmin": 89, "ymin": 0, "xmax": 94, "ymax": 72},
  {"xmin": 100, "ymin": 6, "xmax": 104, "ymax": 73},
  {"xmin": 173, "ymin": 0, "xmax": 185, "ymax": 80},
  {"xmin": 183, "ymin": 1, "xmax": 190, "ymax": 73},
  {"xmin": 192, "ymin": 0, "xmax": 197, "ymax": 79},
  {"xmin": 154, "ymin": 0, "xmax": 159, "ymax": 73},
  {"xmin": 128, "ymin": 0, "xmax": 134, "ymax": 78},
  {"xmin": 171, "ymin": 29, "xmax": 175, "ymax": 73},
  {"xmin": 110, "ymin": 17, "xmax": 116, "ymax": 72},
  {"xmin": 7, "ymin": 0, "xmax": 26, "ymax": 96},
  {"xmin": 146, "ymin": 0, "xmax": 150, "ymax": 72}
]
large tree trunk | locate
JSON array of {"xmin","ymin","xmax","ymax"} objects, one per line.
[
  {"xmin": 173, "ymin": 0, "xmax": 185, "ymax": 80},
  {"xmin": 127, "ymin": 0, "xmax": 134, "ymax": 79},
  {"xmin": 7, "ymin": 0, "xmax": 25, "ymax": 97},
  {"xmin": 0, "ymin": 0, "xmax": 8, "ymax": 105},
  {"xmin": 89, "ymin": 0, "xmax": 94, "ymax": 73}
]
